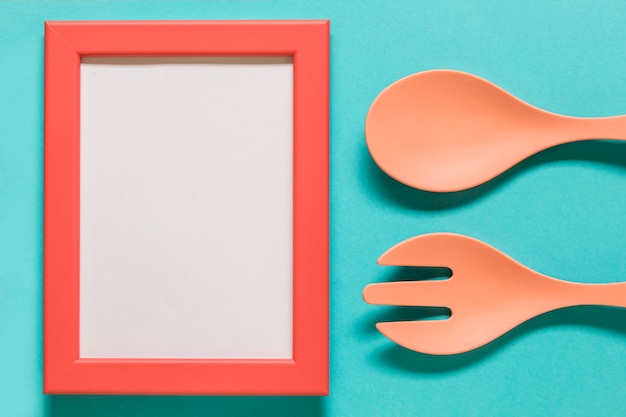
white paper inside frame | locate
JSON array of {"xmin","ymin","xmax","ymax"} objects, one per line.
[{"xmin": 79, "ymin": 57, "xmax": 293, "ymax": 359}]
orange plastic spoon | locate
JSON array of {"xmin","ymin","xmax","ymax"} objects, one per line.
[
  {"xmin": 365, "ymin": 70, "xmax": 626, "ymax": 192},
  {"xmin": 363, "ymin": 233, "xmax": 626, "ymax": 355}
]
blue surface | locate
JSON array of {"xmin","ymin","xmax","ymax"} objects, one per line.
[{"xmin": 3, "ymin": 1, "xmax": 626, "ymax": 415}]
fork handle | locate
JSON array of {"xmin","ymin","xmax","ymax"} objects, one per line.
[{"xmin": 562, "ymin": 281, "xmax": 626, "ymax": 309}]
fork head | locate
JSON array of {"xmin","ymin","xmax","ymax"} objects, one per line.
[{"xmin": 364, "ymin": 233, "xmax": 561, "ymax": 355}]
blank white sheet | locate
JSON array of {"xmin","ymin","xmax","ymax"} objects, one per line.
[{"xmin": 79, "ymin": 57, "xmax": 293, "ymax": 359}]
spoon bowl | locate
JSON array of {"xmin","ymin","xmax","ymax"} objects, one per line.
[{"xmin": 365, "ymin": 70, "xmax": 626, "ymax": 192}]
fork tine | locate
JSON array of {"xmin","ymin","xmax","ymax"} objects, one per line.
[
  {"xmin": 376, "ymin": 319, "xmax": 479, "ymax": 355},
  {"xmin": 363, "ymin": 281, "xmax": 453, "ymax": 306},
  {"xmin": 378, "ymin": 233, "xmax": 461, "ymax": 267}
]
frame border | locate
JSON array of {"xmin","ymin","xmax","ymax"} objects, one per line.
[{"xmin": 44, "ymin": 20, "xmax": 329, "ymax": 395}]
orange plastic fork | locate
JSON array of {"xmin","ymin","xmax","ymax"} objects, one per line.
[{"xmin": 363, "ymin": 233, "xmax": 626, "ymax": 355}]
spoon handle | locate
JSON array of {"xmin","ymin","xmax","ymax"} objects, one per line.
[{"xmin": 564, "ymin": 114, "xmax": 626, "ymax": 141}]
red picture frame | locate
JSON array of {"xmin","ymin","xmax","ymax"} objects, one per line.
[{"xmin": 44, "ymin": 21, "xmax": 329, "ymax": 395}]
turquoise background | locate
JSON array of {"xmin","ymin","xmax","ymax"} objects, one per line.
[{"xmin": 3, "ymin": 0, "xmax": 626, "ymax": 415}]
